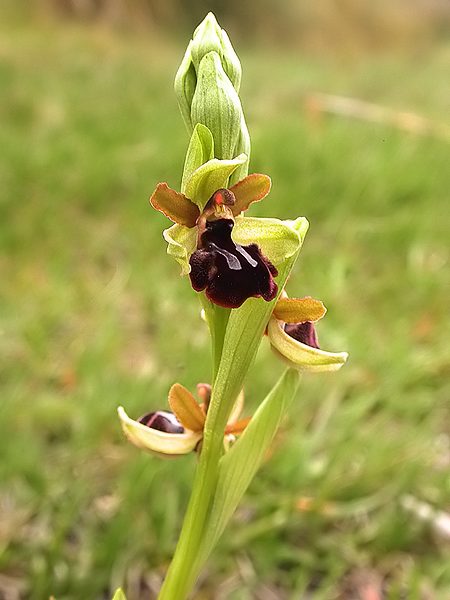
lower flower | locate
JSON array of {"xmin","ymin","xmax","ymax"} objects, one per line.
[{"xmin": 118, "ymin": 383, "xmax": 249, "ymax": 457}]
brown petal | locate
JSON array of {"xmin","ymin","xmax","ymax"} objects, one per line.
[
  {"xmin": 229, "ymin": 174, "xmax": 272, "ymax": 215},
  {"xmin": 150, "ymin": 182, "xmax": 200, "ymax": 227},
  {"xmin": 168, "ymin": 383, "xmax": 206, "ymax": 432},
  {"xmin": 274, "ymin": 297, "xmax": 327, "ymax": 324},
  {"xmin": 225, "ymin": 417, "xmax": 251, "ymax": 435}
]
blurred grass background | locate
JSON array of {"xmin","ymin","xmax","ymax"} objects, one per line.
[{"xmin": 1, "ymin": 1, "xmax": 449, "ymax": 599}]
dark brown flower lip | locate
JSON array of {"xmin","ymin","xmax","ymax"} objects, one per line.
[
  {"xmin": 138, "ymin": 411, "xmax": 185, "ymax": 434},
  {"xmin": 284, "ymin": 321, "xmax": 320, "ymax": 349},
  {"xmin": 189, "ymin": 217, "xmax": 278, "ymax": 308}
]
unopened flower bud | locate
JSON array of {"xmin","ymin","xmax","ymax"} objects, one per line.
[
  {"xmin": 190, "ymin": 12, "xmax": 241, "ymax": 92},
  {"xmin": 174, "ymin": 13, "xmax": 249, "ymax": 175},
  {"xmin": 191, "ymin": 51, "xmax": 242, "ymax": 160}
]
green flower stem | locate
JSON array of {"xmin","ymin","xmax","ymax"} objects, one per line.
[
  {"xmin": 158, "ymin": 257, "xmax": 299, "ymax": 599},
  {"xmin": 158, "ymin": 297, "xmax": 234, "ymax": 600},
  {"xmin": 157, "ymin": 361, "xmax": 234, "ymax": 600},
  {"xmin": 200, "ymin": 296, "xmax": 230, "ymax": 378}
]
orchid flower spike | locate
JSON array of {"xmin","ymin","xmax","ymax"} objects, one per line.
[
  {"xmin": 118, "ymin": 384, "xmax": 248, "ymax": 457},
  {"xmin": 268, "ymin": 294, "xmax": 348, "ymax": 372}
]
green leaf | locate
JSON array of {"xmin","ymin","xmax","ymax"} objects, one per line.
[
  {"xmin": 181, "ymin": 124, "xmax": 214, "ymax": 195},
  {"xmin": 184, "ymin": 153, "xmax": 247, "ymax": 210},
  {"xmin": 162, "ymin": 223, "xmax": 197, "ymax": 275},
  {"xmin": 201, "ymin": 369, "xmax": 301, "ymax": 560},
  {"xmin": 233, "ymin": 216, "xmax": 309, "ymax": 266},
  {"xmin": 112, "ymin": 588, "xmax": 127, "ymax": 600}
]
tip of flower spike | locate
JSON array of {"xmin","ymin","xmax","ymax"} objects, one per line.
[{"xmin": 201, "ymin": 12, "xmax": 219, "ymax": 28}]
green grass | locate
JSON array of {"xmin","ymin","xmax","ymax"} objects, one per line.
[{"xmin": 1, "ymin": 22, "xmax": 449, "ymax": 599}]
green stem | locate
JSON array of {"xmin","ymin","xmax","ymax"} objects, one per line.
[
  {"xmin": 158, "ymin": 254, "xmax": 301, "ymax": 598},
  {"xmin": 157, "ymin": 300, "xmax": 231, "ymax": 600},
  {"xmin": 200, "ymin": 296, "xmax": 230, "ymax": 377},
  {"xmin": 157, "ymin": 372, "xmax": 232, "ymax": 599}
]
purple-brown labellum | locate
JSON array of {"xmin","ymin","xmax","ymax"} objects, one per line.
[
  {"xmin": 189, "ymin": 217, "xmax": 278, "ymax": 309},
  {"xmin": 138, "ymin": 411, "xmax": 185, "ymax": 434},
  {"xmin": 284, "ymin": 321, "xmax": 319, "ymax": 349}
]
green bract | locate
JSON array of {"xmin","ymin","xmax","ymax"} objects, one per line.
[
  {"xmin": 184, "ymin": 152, "xmax": 247, "ymax": 210},
  {"xmin": 181, "ymin": 123, "xmax": 214, "ymax": 194}
]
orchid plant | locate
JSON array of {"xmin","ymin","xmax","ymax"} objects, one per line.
[{"xmin": 114, "ymin": 13, "xmax": 347, "ymax": 600}]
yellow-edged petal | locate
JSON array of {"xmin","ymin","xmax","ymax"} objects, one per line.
[
  {"xmin": 117, "ymin": 406, "xmax": 202, "ymax": 456},
  {"xmin": 267, "ymin": 318, "xmax": 348, "ymax": 372}
]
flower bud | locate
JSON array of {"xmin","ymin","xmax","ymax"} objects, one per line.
[
  {"xmin": 190, "ymin": 12, "xmax": 241, "ymax": 92},
  {"xmin": 191, "ymin": 51, "xmax": 242, "ymax": 160},
  {"xmin": 174, "ymin": 13, "xmax": 249, "ymax": 172},
  {"xmin": 230, "ymin": 115, "xmax": 251, "ymax": 184},
  {"xmin": 174, "ymin": 41, "xmax": 197, "ymax": 134}
]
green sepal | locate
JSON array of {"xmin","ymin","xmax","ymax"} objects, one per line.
[
  {"xmin": 174, "ymin": 40, "xmax": 197, "ymax": 133},
  {"xmin": 112, "ymin": 588, "xmax": 127, "ymax": 600},
  {"xmin": 162, "ymin": 224, "xmax": 197, "ymax": 275},
  {"xmin": 191, "ymin": 51, "xmax": 242, "ymax": 161},
  {"xmin": 181, "ymin": 124, "xmax": 214, "ymax": 195},
  {"xmin": 201, "ymin": 369, "xmax": 301, "ymax": 557},
  {"xmin": 184, "ymin": 153, "xmax": 247, "ymax": 210},
  {"xmin": 234, "ymin": 216, "xmax": 309, "ymax": 266}
]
